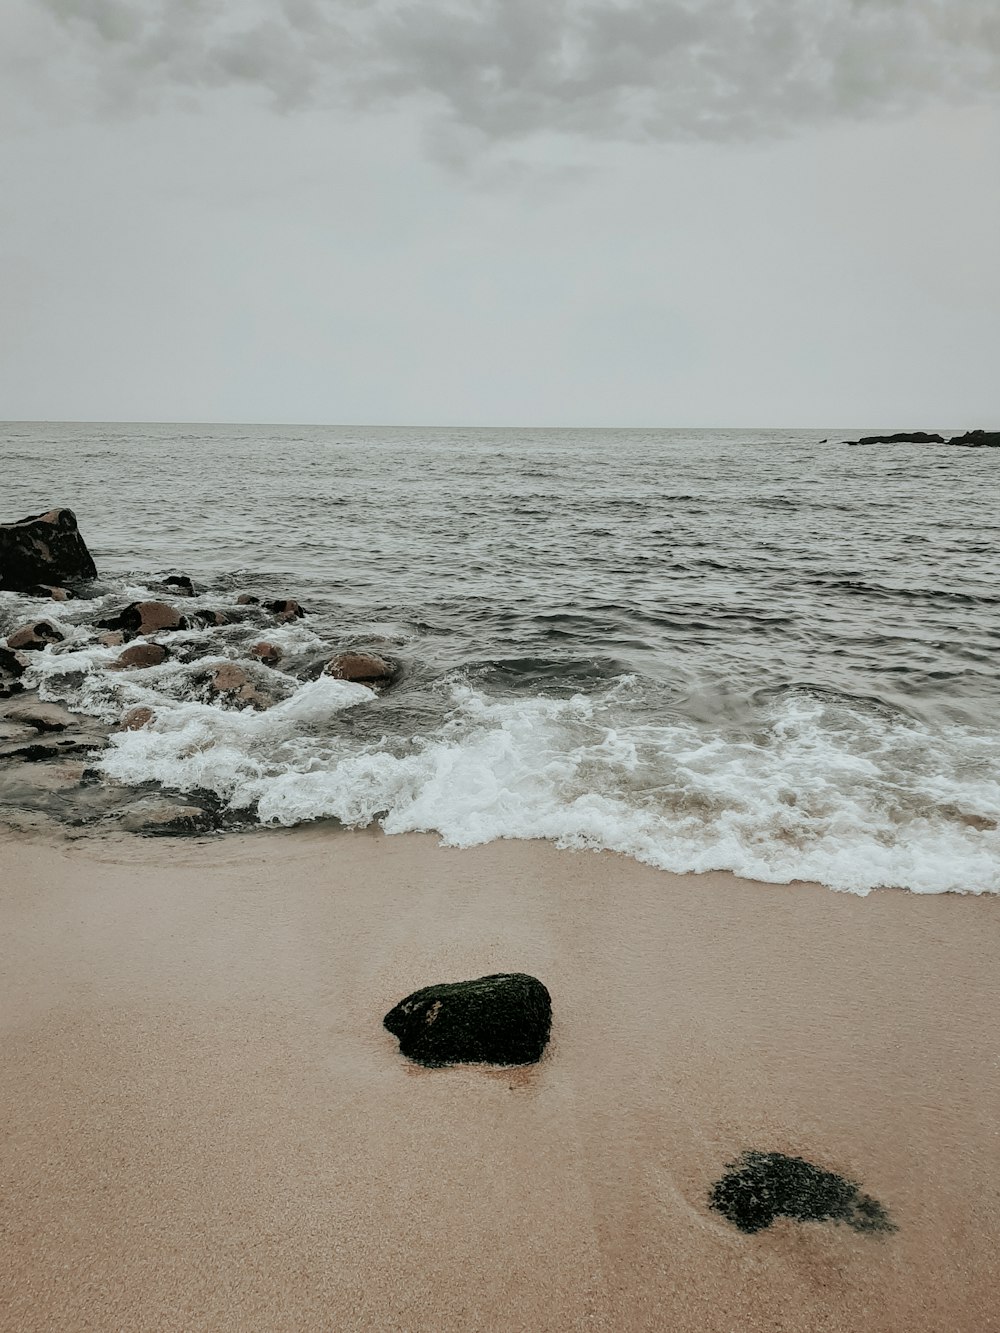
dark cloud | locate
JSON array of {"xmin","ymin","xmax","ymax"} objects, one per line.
[{"xmin": 10, "ymin": 0, "xmax": 1000, "ymax": 146}]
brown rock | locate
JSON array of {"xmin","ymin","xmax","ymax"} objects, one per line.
[
  {"xmin": 208, "ymin": 662, "xmax": 269, "ymax": 710},
  {"xmin": 251, "ymin": 641, "xmax": 283, "ymax": 666},
  {"xmin": 236, "ymin": 594, "xmax": 259, "ymax": 606},
  {"xmin": 265, "ymin": 598, "xmax": 306, "ymax": 622},
  {"xmin": 120, "ymin": 706, "xmax": 155, "ymax": 731},
  {"xmin": 24, "ymin": 583, "xmax": 74, "ymax": 601},
  {"xmin": 4, "ymin": 700, "xmax": 75, "ymax": 732},
  {"xmin": 194, "ymin": 609, "xmax": 232, "ymax": 627},
  {"xmin": 0, "ymin": 507, "xmax": 98, "ymax": 592},
  {"xmin": 323, "ymin": 651, "xmax": 397, "ymax": 686},
  {"xmin": 97, "ymin": 601, "xmax": 186, "ymax": 637},
  {"xmin": 109, "ymin": 643, "xmax": 169, "ymax": 671},
  {"xmin": 6, "ymin": 620, "xmax": 65, "ymax": 651},
  {"xmin": 97, "ymin": 631, "xmax": 125, "ymax": 648}
]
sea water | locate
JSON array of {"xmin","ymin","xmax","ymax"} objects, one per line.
[{"xmin": 2, "ymin": 422, "xmax": 998, "ymax": 893}]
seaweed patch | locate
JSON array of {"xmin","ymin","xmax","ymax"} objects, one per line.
[{"xmin": 709, "ymin": 1151, "xmax": 896, "ymax": 1236}]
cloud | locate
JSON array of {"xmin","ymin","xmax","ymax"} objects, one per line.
[{"xmin": 9, "ymin": 0, "xmax": 1000, "ymax": 148}]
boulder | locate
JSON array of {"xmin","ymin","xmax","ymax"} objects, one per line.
[
  {"xmin": 109, "ymin": 643, "xmax": 169, "ymax": 671},
  {"xmin": 947, "ymin": 430, "xmax": 1000, "ymax": 448},
  {"xmin": 0, "ymin": 646, "xmax": 27, "ymax": 699},
  {"xmin": 0, "ymin": 508, "xmax": 98, "ymax": 592},
  {"xmin": 97, "ymin": 601, "xmax": 186, "ymax": 637},
  {"xmin": 236, "ymin": 594, "xmax": 259, "ymax": 606},
  {"xmin": 265, "ymin": 598, "xmax": 306, "ymax": 622},
  {"xmin": 845, "ymin": 431, "xmax": 945, "ymax": 446},
  {"xmin": 383, "ymin": 973, "xmax": 552, "ymax": 1068},
  {"xmin": 119, "ymin": 705, "xmax": 155, "ymax": 731},
  {"xmin": 193, "ymin": 609, "xmax": 232, "ymax": 627},
  {"xmin": 4, "ymin": 700, "xmax": 75, "ymax": 733},
  {"xmin": 6, "ymin": 620, "xmax": 65, "ymax": 651},
  {"xmin": 162, "ymin": 574, "xmax": 196, "ymax": 595},
  {"xmin": 324, "ymin": 651, "xmax": 397, "ymax": 687},
  {"xmin": 251, "ymin": 641, "xmax": 283, "ymax": 666}
]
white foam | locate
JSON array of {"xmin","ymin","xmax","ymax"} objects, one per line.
[{"xmin": 93, "ymin": 678, "xmax": 999, "ymax": 895}]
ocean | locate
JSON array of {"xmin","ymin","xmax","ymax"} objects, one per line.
[{"xmin": 2, "ymin": 421, "xmax": 998, "ymax": 893}]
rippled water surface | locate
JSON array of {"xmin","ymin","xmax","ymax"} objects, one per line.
[{"xmin": 2, "ymin": 423, "xmax": 998, "ymax": 892}]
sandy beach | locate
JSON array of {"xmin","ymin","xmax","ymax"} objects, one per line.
[{"xmin": 0, "ymin": 826, "xmax": 997, "ymax": 1331}]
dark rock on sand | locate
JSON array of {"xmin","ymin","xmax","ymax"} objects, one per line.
[
  {"xmin": 948, "ymin": 429, "xmax": 1000, "ymax": 448},
  {"xmin": 6, "ymin": 620, "xmax": 65, "ymax": 651},
  {"xmin": 709, "ymin": 1151, "xmax": 896, "ymax": 1236},
  {"xmin": 324, "ymin": 651, "xmax": 397, "ymax": 687},
  {"xmin": 97, "ymin": 601, "xmax": 187, "ymax": 637},
  {"xmin": 265, "ymin": 598, "xmax": 306, "ymax": 622},
  {"xmin": 384, "ymin": 972, "xmax": 552, "ymax": 1068},
  {"xmin": 845, "ymin": 431, "xmax": 945, "ymax": 446},
  {"xmin": 109, "ymin": 643, "xmax": 169, "ymax": 671},
  {"xmin": 251, "ymin": 641, "xmax": 283, "ymax": 666},
  {"xmin": 162, "ymin": 575, "xmax": 196, "ymax": 595},
  {"xmin": 0, "ymin": 508, "xmax": 98, "ymax": 592}
]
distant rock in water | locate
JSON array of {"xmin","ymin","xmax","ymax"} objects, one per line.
[
  {"xmin": 383, "ymin": 972, "xmax": 552, "ymax": 1068},
  {"xmin": 161, "ymin": 574, "xmax": 196, "ymax": 596},
  {"xmin": 6, "ymin": 620, "xmax": 65, "ymax": 651},
  {"xmin": 265, "ymin": 598, "xmax": 306, "ymax": 622},
  {"xmin": 709, "ymin": 1151, "xmax": 896, "ymax": 1236},
  {"xmin": 845, "ymin": 432, "xmax": 945, "ymax": 446},
  {"xmin": 97, "ymin": 601, "xmax": 187, "ymax": 637},
  {"xmin": 948, "ymin": 429, "xmax": 1000, "ymax": 448},
  {"xmin": 0, "ymin": 508, "xmax": 98, "ymax": 592},
  {"xmin": 324, "ymin": 651, "xmax": 397, "ymax": 688}
]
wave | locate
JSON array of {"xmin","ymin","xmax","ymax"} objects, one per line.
[{"xmin": 88, "ymin": 674, "xmax": 999, "ymax": 896}]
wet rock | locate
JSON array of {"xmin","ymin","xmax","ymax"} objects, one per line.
[
  {"xmin": 109, "ymin": 642, "xmax": 169, "ymax": 671},
  {"xmin": 6, "ymin": 620, "xmax": 65, "ymax": 651},
  {"xmin": 236, "ymin": 594, "xmax": 260, "ymax": 606},
  {"xmin": 97, "ymin": 631, "xmax": 125, "ymax": 648},
  {"xmin": 0, "ymin": 507, "xmax": 98, "ymax": 592},
  {"xmin": 947, "ymin": 429, "xmax": 1000, "ymax": 448},
  {"xmin": 4, "ymin": 700, "xmax": 75, "ymax": 732},
  {"xmin": 23, "ymin": 583, "xmax": 74, "ymax": 601},
  {"xmin": 845, "ymin": 431, "xmax": 945, "ymax": 446},
  {"xmin": 383, "ymin": 973, "xmax": 552, "ymax": 1068},
  {"xmin": 193, "ymin": 609, "xmax": 232, "ymax": 628},
  {"xmin": 265, "ymin": 598, "xmax": 306, "ymax": 622},
  {"xmin": 207, "ymin": 662, "xmax": 270, "ymax": 710},
  {"xmin": 0, "ymin": 645, "xmax": 28, "ymax": 697},
  {"xmin": 709, "ymin": 1151, "xmax": 896, "ymax": 1236},
  {"xmin": 119, "ymin": 705, "xmax": 155, "ymax": 731},
  {"xmin": 324, "ymin": 651, "xmax": 397, "ymax": 687},
  {"xmin": 0, "ymin": 733, "xmax": 102, "ymax": 763},
  {"xmin": 119, "ymin": 798, "xmax": 213, "ymax": 836},
  {"xmin": 162, "ymin": 574, "xmax": 196, "ymax": 595},
  {"xmin": 97, "ymin": 601, "xmax": 187, "ymax": 637},
  {"xmin": 250, "ymin": 641, "xmax": 283, "ymax": 666}
]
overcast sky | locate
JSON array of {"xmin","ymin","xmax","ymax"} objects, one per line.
[{"xmin": 2, "ymin": 0, "xmax": 999, "ymax": 426}]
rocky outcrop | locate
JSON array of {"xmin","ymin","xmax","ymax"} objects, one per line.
[
  {"xmin": 97, "ymin": 601, "xmax": 187, "ymax": 637},
  {"xmin": 948, "ymin": 430, "xmax": 1000, "ymax": 448},
  {"xmin": 846, "ymin": 432, "xmax": 945, "ymax": 446},
  {"xmin": 383, "ymin": 973, "xmax": 552, "ymax": 1068},
  {"xmin": 109, "ymin": 643, "xmax": 169, "ymax": 671},
  {"xmin": 6, "ymin": 620, "xmax": 65, "ymax": 651},
  {"xmin": 3, "ymin": 700, "xmax": 74, "ymax": 733},
  {"xmin": 324, "ymin": 651, "xmax": 397, "ymax": 687},
  {"xmin": 0, "ymin": 508, "xmax": 98, "ymax": 592}
]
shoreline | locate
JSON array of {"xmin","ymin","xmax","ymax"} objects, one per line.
[{"xmin": 2, "ymin": 826, "xmax": 998, "ymax": 1331}]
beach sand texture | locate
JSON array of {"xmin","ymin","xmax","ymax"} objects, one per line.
[{"xmin": 1, "ymin": 827, "xmax": 998, "ymax": 1332}]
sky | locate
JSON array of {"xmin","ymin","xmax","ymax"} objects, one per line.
[{"xmin": 2, "ymin": 0, "xmax": 999, "ymax": 427}]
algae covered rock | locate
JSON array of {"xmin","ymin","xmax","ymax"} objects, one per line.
[
  {"xmin": 383, "ymin": 972, "xmax": 552, "ymax": 1068},
  {"xmin": 709, "ymin": 1151, "xmax": 896, "ymax": 1235}
]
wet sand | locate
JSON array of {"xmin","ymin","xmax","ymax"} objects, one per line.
[{"xmin": 1, "ymin": 826, "xmax": 998, "ymax": 1332}]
